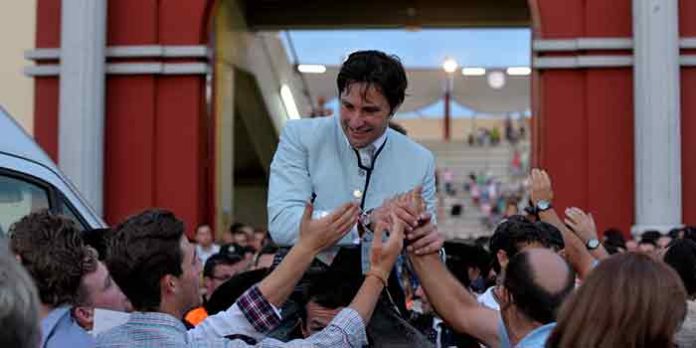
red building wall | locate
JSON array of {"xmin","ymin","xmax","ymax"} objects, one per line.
[
  {"xmin": 531, "ymin": 0, "xmax": 635, "ymax": 236},
  {"xmin": 34, "ymin": 0, "xmax": 214, "ymax": 237}
]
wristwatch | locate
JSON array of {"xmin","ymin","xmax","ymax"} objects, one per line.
[
  {"xmin": 535, "ymin": 200, "xmax": 553, "ymax": 212},
  {"xmin": 586, "ymin": 238, "xmax": 600, "ymax": 250}
]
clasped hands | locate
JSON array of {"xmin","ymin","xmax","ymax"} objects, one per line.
[{"xmin": 297, "ymin": 186, "xmax": 443, "ymax": 258}]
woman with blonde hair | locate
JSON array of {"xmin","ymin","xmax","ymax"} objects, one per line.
[{"xmin": 546, "ymin": 252, "xmax": 687, "ymax": 348}]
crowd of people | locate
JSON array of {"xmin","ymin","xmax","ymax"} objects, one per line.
[{"xmin": 2, "ymin": 49, "xmax": 696, "ymax": 348}]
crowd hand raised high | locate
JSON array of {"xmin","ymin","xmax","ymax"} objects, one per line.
[
  {"xmin": 564, "ymin": 207, "xmax": 598, "ymax": 243},
  {"xmin": 298, "ymin": 201, "xmax": 359, "ymax": 254},
  {"xmin": 530, "ymin": 168, "xmax": 554, "ymax": 205},
  {"xmin": 369, "ymin": 214, "xmax": 406, "ymax": 282}
]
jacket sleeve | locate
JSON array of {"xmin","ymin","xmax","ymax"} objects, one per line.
[{"xmin": 267, "ymin": 121, "xmax": 312, "ymax": 246}]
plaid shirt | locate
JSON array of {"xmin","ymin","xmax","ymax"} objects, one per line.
[{"xmin": 96, "ymin": 285, "xmax": 367, "ymax": 347}]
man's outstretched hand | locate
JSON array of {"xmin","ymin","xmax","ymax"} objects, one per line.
[{"xmin": 298, "ymin": 201, "xmax": 359, "ymax": 254}]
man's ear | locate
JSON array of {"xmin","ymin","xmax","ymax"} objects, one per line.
[
  {"xmin": 72, "ymin": 306, "xmax": 95, "ymax": 331},
  {"xmin": 161, "ymin": 274, "xmax": 178, "ymax": 296}
]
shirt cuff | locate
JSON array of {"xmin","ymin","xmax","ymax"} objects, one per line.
[
  {"xmin": 237, "ymin": 285, "xmax": 282, "ymax": 333},
  {"xmin": 327, "ymin": 308, "xmax": 368, "ymax": 347}
]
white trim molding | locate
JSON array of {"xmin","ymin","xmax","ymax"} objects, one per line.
[
  {"xmin": 25, "ymin": 62, "xmax": 209, "ymax": 76},
  {"xmin": 534, "ymin": 55, "xmax": 633, "ymax": 69},
  {"xmin": 533, "ymin": 37, "xmax": 696, "ymax": 69},
  {"xmin": 25, "ymin": 45, "xmax": 209, "ymax": 61},
  {"xmin": 533, "ymin": 38, "xmax": 633, "ymax": 52}
]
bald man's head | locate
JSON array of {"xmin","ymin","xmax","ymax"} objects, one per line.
[{"xmin": 503, "ymin": 248, "xmax": 575, "ymax": 324}]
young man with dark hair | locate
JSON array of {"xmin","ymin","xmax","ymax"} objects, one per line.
[
  {"xmin": 98, "ymin": 206, "xmax": 406, "ymax": 347},
  {"xmin": 9, "ymin": 210, "xmax": 95, "ymax": 347},
  {"xmin": 267, "ymin": 49, "xmax": 442, "ymax": 346},
  {"xmin": 479, "ymin": 215, "xmax": 546, "ymax": 310}
]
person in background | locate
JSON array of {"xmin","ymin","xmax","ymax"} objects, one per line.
[
  {"xmin": 9, "ymin": 210, "xmax": 95, "ymax": 348},
  {"xmin": 184, "ymin": 252, "xmax": 246, "ymax": 327},
  {"xmin": 547, "ymin": 253, "xmax": 686, "ymax": 347},
  {"xmin": 251, "ymin": 228, "xmax": 269, "ymax": 252},
  {"xmin": 663, "ymin": 239, "xmax": 696, "ymax": 347},
  {"xmin": 0, "ymin": 240, "xmax": 41, "ymax": 348},
  {"xmin": 194, "ymin": 224, "xmax": 220, "ymax": 265}
]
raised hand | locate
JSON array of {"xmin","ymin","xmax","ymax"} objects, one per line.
[
  {"xmin": 530, "ymin": 168, "xmax": 554, "ymax": 204},
  {"xmin": 564, "ymin": 207, "xmax": 598, "ymax": 243},
  {"xmin": 369, "ymin": 213, "xmax": 405, "ymax": 282},
  {"xmin": 298, "ymin": 202, "xmax": 359, "ymax": 254}
]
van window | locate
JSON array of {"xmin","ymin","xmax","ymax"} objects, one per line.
[
  {"xmin": 0, "ymin": 175, "xmax": 50, "ymax": 236},
  {"xmin": 58, "ymin": 197, "xmax": 87, "ymax": 231}
]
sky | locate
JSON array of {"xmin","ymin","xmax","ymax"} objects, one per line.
[
  {"xmin": 283, "ymin": 28, "xmax": 531, "ymax": 68},
  {"xmin": 281, "ymin": 29, "xmax": 531, "ymax": 117}
]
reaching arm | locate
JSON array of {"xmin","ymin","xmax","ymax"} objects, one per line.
[
  {"xmin": 259, "ymin": 202, "xmax": 359, "ymax": 307},
  {"xmin": 563, "ymin": 207, "xmax": 609, "ymax": 262},
  {"xmin": 530, "ymin": 169, "xmax": 601, "ymax": 279},
  {"xmin": 408, "ymin": 223, "xmax": 499, "ymax": 346}
]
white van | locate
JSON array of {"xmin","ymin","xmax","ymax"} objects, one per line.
[{"xmin": 0, "ymin": 106, "xmax": 105, "ymax": 235}]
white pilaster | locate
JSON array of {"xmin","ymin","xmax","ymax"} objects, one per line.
[
  {"xmin": 632, "ymin": 0, "xmax": 682, "ymax": 234},
  {"xmin": 58, "ymin": 0, "xmax": 107, "ymax": 215}
]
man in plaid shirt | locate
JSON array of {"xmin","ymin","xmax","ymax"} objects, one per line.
[{"xmin": 97, "ymin": 204, "xmax": 405, "ymax": 347}]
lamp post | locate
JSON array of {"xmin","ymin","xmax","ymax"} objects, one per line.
[{"xmin": 442, "ymin": 58, "xmax": 458, "ymax": 141}]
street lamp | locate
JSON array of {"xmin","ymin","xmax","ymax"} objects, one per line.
[{"xmin": 442, "ymin": 58, "xmax": 458, "ymax": 141}]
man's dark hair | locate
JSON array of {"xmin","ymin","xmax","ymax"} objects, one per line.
[
  {"xmin": 536, "ymin": 221, "xmax": 564, "ymax": 251},
  {"xmin": 9, "ymin": 210, "xmax": 89, "ymax": 307},
  {"xmin": 664, "ymin": 239, "xmax": 696, "ymax": 296},
  {"xmin": 641, "ymin": 230, "xmax": 662, "ymax": 245},
  {"xmin": 489, "ymin": 215, "xmax": 544, "ymax": 272},
  {"xmin": 106, "ymin": 209, "xmax": 185, "ymax": 311},
  {"xmin": 82, "ymin": 228, "xmax": 110, "ymax": 260},
  {"xmin": 503, "ymin": 251, "xmax": 575, "ymax": 324},
  {"xmin": 203, "ymin": 253, "xmax": 243, "ymax": 278},
  {"xmin": 337, "ymin": 50, "xmax": 407, "ymax": 114},
  {"xmin": 444, "ymin": 241, "xmax": 491, "ymax": 288}
]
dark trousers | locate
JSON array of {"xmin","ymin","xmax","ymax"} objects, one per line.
[{"xmin": 268, "ymin": 246, "xmax": 433, "ymax": 347}]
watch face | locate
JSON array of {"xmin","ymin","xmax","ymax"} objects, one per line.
[{"xmin": 537, "ymin": 200, "xmax": 550, "ymax": 211}]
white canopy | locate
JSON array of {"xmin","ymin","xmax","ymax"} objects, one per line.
[{"xmin": 303, "ymin": 66, "xmax": 529, "ymax": 114}]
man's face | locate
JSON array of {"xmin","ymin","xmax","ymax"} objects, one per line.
[
  {"xmin": 302, "ymin": 301, "xmax": 343, "ymax": 337},
  {"xmin": 178, "ymin": 236, "xmax": 203, "ymax": 311},
  {"xmin": 339, "ymin": 82, "xmax": 392, "ymax": 149},
  {"xmin": 82, "ymin": 261, "xmax": 130, "ymax": 311},
  {"xmin": 234, "ymin": 232, "xmax": 249, "ymax": 247},
  {"xmin": 204, "ymin": 263, "xmax": 244, "ymax": 297},
  {"xmin": 195, "ymin": 226, "xmax": 213, "ymax": 247}
]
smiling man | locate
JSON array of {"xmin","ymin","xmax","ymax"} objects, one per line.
[{"xmin": 267, "ymin": 50, "xmax": 441, "ymax": 346}]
